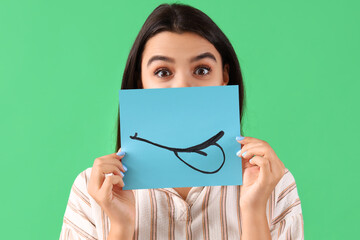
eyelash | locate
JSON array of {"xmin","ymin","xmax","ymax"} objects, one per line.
[
  {"xmin": 154, "ymin": 68, "xmax": 169, "ymax": 78},
  {"xmin": 154, "ymin": 66, "xmax": 212, "ymax": 78},
  {"xmin": 195, "ymin": 66, "xmax": 212, "ymax": 75}
]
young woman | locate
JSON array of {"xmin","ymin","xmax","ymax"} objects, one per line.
[{"xmin": 60, "ymin": 3, "xmax": 303, "ymax": 240}]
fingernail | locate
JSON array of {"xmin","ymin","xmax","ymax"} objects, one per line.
[
  {"xmin": 236, "ymin": 136, "xmax": 245, "ymax": 141},
  {"xmin": 120, "ymin": 172, "xmax": 125, "ymax": 177},
  {"xmin": 123, "ymin": 164, "xmax": 128, "ymax": 172},
  {"xmin": 117, "ymin": 151, "xmax": 125, "ymax": 156},
  {"xmin": 236, "ymin": 149, "xmax": 242, "ymax": 156},
  {"xmin": 242, "ymin": 151, "xmax": 247, "ymax": 157},
  {"xmin": 249, "ymin": 157, "xmax": 254, "ymax": 164}
]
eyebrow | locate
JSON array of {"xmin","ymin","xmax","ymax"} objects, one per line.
[
  {"xmin": 191, "ymin": 52, "xmax": 217, "ymax": 63},
  {"xmin": 147, "ymin": 52, "xmax": 217, "ymax": 67},
  {"xmin": 147, "ymin": 55, "xmax": 174, "ymax": 67}
]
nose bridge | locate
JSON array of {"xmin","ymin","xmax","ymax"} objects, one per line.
[{"xmin": 172, "ymin": 68, "xmax": 192, "ymax": 88}]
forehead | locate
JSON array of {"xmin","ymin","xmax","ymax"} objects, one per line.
[{"xmin": 142, "ymin": 31, "xmax": 221, "ymax": 60}]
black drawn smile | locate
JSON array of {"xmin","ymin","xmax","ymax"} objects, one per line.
[{"xmin": 130, "ymin": 131, "xmax": 226, "ymax": 174}]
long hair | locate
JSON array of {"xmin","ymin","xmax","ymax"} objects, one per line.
[{"xmin": 115, "ymin": 3, "xmax": 245, "ymax": 151}]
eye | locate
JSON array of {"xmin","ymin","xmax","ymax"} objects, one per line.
[
  {"xmin": 194, "ymin": 66, "xmax": 211, "ymax": 76},
  {"xmin": 154, "ymin": 68, "xmax": 172, "ymax": 78}
]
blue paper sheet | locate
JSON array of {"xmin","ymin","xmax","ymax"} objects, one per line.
[{"xmin": 119, "ymin": 85, "xmax": 242, "ymax": 190}]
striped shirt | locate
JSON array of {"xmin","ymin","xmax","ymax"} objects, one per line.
[{"xmin": 59, "ymin": 167, "xmax": 304, "ymax": 240}]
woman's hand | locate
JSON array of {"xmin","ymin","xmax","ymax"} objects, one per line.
[
  {"xmin": 87, "ymin": 149, "xmax": 135, "ymax": 238},
  {"xmin": 236, "ymin": 136, "xmax": 286, "ymax": 211}
]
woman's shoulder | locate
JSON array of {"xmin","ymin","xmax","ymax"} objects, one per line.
[
  {"xmin": 70, "ymin": 167, "xmax": 93, "ymax": 195},
  {"xmin": 272, "ymin": 167, "xmax": 302, "ymax": 218},
  {"xmin": 275, "ymin": 168, "xmax": 299, "ymax": 195}
]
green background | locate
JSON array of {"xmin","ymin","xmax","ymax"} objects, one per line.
[{"xmin": 1, "ymin": 0, "xmax": 359, "ymax": 239}]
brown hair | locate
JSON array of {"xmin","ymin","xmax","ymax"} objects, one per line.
[{"xmin": 115, "ymin": 3, "xmax": 245, "ymax": 151}]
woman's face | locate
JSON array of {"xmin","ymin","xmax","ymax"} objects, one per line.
[{"xmin": 140, "ymin": 31, "xmax": 229, "ymax": 89}]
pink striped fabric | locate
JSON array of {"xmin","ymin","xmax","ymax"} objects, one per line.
[{"xmin": 59, "ymin": 168, "xmax": 304, "ymax": 240}]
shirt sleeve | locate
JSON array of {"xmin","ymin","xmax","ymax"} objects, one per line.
[
  {"xmin": 269, "ymin": 169, "xmax": 304, "ymax": 240},
  {"xmin": 59, "ymin": 168, "xmax": 98, "ymax": 240}
]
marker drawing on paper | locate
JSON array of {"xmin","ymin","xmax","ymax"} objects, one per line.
[{"xmin": 130, "ymin": 131, "xmax": 226, "ymax": 174}]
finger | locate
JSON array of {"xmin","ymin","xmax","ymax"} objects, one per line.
[
  {"xmin": 115, "ymin": 148, "xmax": 127, "ymax": 172},
  {"xmin": 115, "ymin": 148, "xmax": 126, "ymax": 160},
  {"xmin": 110, "ymin": 155, "xmax": 127, "ymax": 172},
  {"xmin": 270, "ymin": 156, "xmax": 286, "ymax": 180},
  {"xmin": 241, "ymin": 155, "xmax": 253, "ymax": 169},
  {"xmin": 94, "ymin": 156, "xmax": 127, "ymax": 172},
  {"xmin": 105, "ymin": 171, "xmax": 125, "ymax": 178},
  {"xmin": 236, "ymin": 136, "xmax": 264, "ymax": 145},
  {"xmin": 238, "ymin": 144, "xmax": 268, "ymax": 160},
  {"xmin": 248, "ymin": 156, "xmax": 272, "ymax": 182},
  {"xmin": 113, "ymin": 153, "xmax": 126, "ymax": 161},
  {"xmin": 236, "ymin": 142, "xmax": 263, "ymax": 158},
  {"xmin": 89, "ymin": 164, "xmax": 124, "ymax": 192},
  {"xmin": 99, "ymin": 174, "xmax": 124, "ymax": 199}
]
